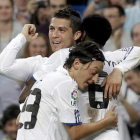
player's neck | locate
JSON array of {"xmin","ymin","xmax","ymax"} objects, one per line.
[{"xmin": 67, "ymin": 67, "xmax": 75, "ymax": 80}]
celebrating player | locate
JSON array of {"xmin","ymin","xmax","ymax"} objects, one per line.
[
  {"xmin": 17, "ymin": 41, "xmax": 118, "ymax": 140},
  {"xmin": 1, "ymin": 7, "xmax": 140, "ymax": 140}
]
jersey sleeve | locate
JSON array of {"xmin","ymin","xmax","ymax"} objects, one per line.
[
  {"xmin": 0, "ymin": 33, "xmax": 47, "ymax": 82},
  {"xmin": 53, "ymin": 81, "xmax": 82, "ymax": 126},
  {"xmin": 33, "ymin": 49, "xmax": 69, "ymax": 81},
  {"xmin": 104, "ymin": 46, "xmax": 140, "ymax": 75}
]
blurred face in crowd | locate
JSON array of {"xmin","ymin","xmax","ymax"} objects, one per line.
[
  {"xmin": 38, "ymin": 7, "xmax": 48, "ymax": 25},
  {"xmin": 49, "ymin": 17, "xmax": 80, "ymax": 52},
  {"xmin": 49, "ymin": 0, "xmax": 67, "ymax": 16},
  {"xmin": 103, "ymin": 7, "xmax": 125, "ymax": 31},
  {"xmin": 15, "ymin": 0, "xmax": 28, "ymax": 11},
  {"xmin": 0, "ymin": 0, "xmax": 13, "ymax": 22},
  {"xmin": 109, "ymin": 0, "xmax": 122, "ymax": 5},
  {"xmin": 131, "ymin": 23, "xmax": 140, "ymax": 46},
  {"xmin": 4, "ymin": 118, "xmax": 18, "ymax": 140},
  {"xmin": 29, "ymin": 36, "xmax": 48, "ymax": 57},
  {"xmin": 125, "ymin": 70, "xmax": 140, "ymax": 94}
]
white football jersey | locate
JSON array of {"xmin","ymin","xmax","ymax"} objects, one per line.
[
  {"xmin": 17, "ymin": 66, "xmax": 81, "ymax": 140},
  {"xmin": 1, "ymin": 34, "xmax": 140, "ymax": 139},
  {"xmin": 0, "ymin": 34, "xmax": 48, "ymax": 82},
  {"xmin": 1, "ymin": 34, "xmax": 140, "ymax": 83}
]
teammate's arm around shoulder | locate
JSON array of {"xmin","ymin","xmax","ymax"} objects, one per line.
[
  {"xmin": 102, "ymin": 46, "xmax": 140, "ymax": 99},
  {"xmin": 65, "ymin": 105, "xmax": 118, "ymax": 140}
]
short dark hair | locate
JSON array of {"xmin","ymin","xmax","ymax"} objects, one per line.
[
  {"xmin": 54, "ymin": 7, "xmax": 82, "ymax": 33},
  {"xmin": 81, "ymin": 14, "xmax": 112, "ymax": 48},
  {"xmin": 107, "ymin": 5, "xmax": 125, "ymax": 16},
  {"xmin": 133, "ymin": 65, "xmax": 140, "ymax": 73},
  {"xmin": 0, "ymin": 105, "xmax": 20, "ymax": 129},
  {"xmin": 64, "ymin": 41, "xmax": 105, "ymax": 69}
]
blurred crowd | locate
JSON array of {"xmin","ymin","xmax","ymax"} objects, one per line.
[{"xmin": 0, "ymin": 0, "xmax": 140, "ymax": 140}]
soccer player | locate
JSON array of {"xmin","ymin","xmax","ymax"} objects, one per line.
[
  {"xmin": 17, "ymin": 41, "xmax": 118, "ymax": 140},
  {"xmin": 0, "ymin": 8, "xmax": 139, "ymax": 101},
  {"xmin": 0, "ymin": 7, "xmax": 82, "ymax": 82},
  {"xmin": 0, "ymin": 7, "xmax": 140, "ymax": 139}
]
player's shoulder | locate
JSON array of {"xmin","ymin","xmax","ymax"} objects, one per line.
[
  {"xmin": 40, "ymin": 66, "xmax": 75, "ymax": 90},
  {"xmin": 55, "ymin": 48, "xmax": 70, "ymax": 57}
]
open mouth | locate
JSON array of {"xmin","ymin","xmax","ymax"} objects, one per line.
[{"xmin": 52, "ymin": 41, "xmax": 61, "ymax": 45}]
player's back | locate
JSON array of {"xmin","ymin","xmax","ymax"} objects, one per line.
[{"xmin": 17, "ymin": 66, "xmax": 74, "ymax": 140}]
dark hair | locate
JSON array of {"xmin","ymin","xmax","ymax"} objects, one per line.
[
  {"xmin": 131, "ymin": 23, "xmax": 140, "ymax": 39},
  {"xmin": 9, "ymin": 0, "xmax": 14, "ymax": 7},
  {"xmin": 0, "ymin": 105, "xmax": 20, "ymax": 129},
  {"xmin": 30, "ymin": 1, "xmax": 47, "ymax": 26},
  {"xmin": 133, "ymin": 65, "xmax": 140, "ymax": 73},
  {"xmin": 53, "ymin": 7, "xmax": 82, "ymax": 33},
  {"xmin": 81, "ymin": 14, "xmax": 112, "ymax": 48},
  {"xmin": 107, "ymin": 5, "xmax": 125, "ymax": 16},
  {"xmin": 64, "ymin": 41, "xmax": 105, "ymax": 69}
]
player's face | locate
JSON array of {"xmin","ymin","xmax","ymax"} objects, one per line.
[
  {"xmin": 125, "ymin": 70, "xmax": 140, "ymax": 95},
  {"xmin": 4, "ymin": 118, "xmax": 18, "ymax": 139},
  {"xmin": 132, "ymin": 24, "xmax": 140, "ymax": 46},
  {"xmin": 74, "ymin": 61, "xmax": 103, "ymax": 91},
  {"xmin": 29, "ymin": 36, "xmax": 48, "ymax": 57},
  {"xmin": 0, "ymin": 0, "xmax": 13, "ymax": 21},
  {"xmin": 49, "ymin": 17, "xmax": 76, "ymax": 52}
]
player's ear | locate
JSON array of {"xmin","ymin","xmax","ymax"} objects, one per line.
[
  {"xmin": 74, "ymin": 31, "xmax": 82, "ymax": 41},
  {"xmin": 73, "ymin": 58, "xmax": 81, "ymax": 70},
  {"xmin": 80, "ymin": 31, "xmax": 87, "ymax": 42}
]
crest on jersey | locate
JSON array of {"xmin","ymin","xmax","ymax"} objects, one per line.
[
  {"xmin": 71, "ymin": 90, "xmax": 78, "ymax": 100},
  {"xmin": 71, "ymin": 90, "xmax": 78, "ymax": 106}
]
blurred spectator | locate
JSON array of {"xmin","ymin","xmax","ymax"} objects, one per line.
[
  {"xmin": 124, "ymin": 0, "xmax": 140, "ymax": 33},
  {"xmin": 14, "ymin": 0, "xmax": 31, "ymax": 25},
  {"xmin": 49, "ymin": 0, "xmax": 69, "ymax": 16},
  {"xmin": 0, "ymin": 0, "xmax": 23, "ymax": 57},
  {"xmin": 83, "ymin": 0, "xmax": 111, "ymax": 17},
  {"xmin": 30, "ymin": 1, "xmax": 51, "ymax": 27},
  {"xmin": 22, "ymin": 33, "xmax": 52, "ymax": 58},
  {"xmin": 119, "ymin": 66, "xmax": 140, "ymax": 140},
  {"xmin": 131, "ymin": 23, "xmax": 140, "ymax": 46},
  {"xmin": 103, "ymin": 5, "xmax": 132, "ymax": 51},
  {"xmin": 0, "ymin": 105, "xmax": 20, "ymax": 140}
]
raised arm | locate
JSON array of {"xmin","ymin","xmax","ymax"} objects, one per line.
[{"xmin": 0, "ymin": 24, "xmax": 44, "ymax": 82}]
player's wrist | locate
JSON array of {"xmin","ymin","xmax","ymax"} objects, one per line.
[
  {"xmin": 102, "ymin": 117, "xmax": 111, "ymax": 128},
  {"xmin": 113, "ymin": 68, "xmax": 123, "ymax": 76},
  {"xmin": 21, "ymin": 33, "xmax": 28, "ymax": 42}
]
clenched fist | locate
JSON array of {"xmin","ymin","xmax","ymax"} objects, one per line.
[{"xmin": 21, "ymin": 24, "xmax": 38, "ymax": 42}]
